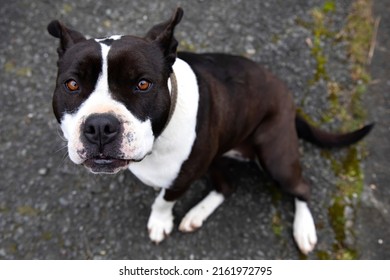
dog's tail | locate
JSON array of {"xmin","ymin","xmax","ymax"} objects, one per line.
[{"xmin": 295, "ymin": 115, "xmax": 374, "ymax": 149}]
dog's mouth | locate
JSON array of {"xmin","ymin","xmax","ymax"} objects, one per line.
[{"xmin": 83, "ymin": 156, "xmax": 140, "ymax": 174}]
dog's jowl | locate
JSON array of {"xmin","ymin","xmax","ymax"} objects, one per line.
[{"xmin": 48, "ymin": 8, "xmax": 373, "ymax": 255}]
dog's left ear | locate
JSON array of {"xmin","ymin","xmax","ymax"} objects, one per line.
[{"xmin": 145, "ymin": 7, "xmax": 184, "ymax": 66}]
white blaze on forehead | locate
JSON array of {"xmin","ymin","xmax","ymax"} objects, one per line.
[
  {"xmin": 93, "ymin": 35, "xmax": 123, "ymax": 100},
  {"xmin": 94, "ymin": 42, "xmax": 110, "ymax": 98},
  {"xmin": 95, "ymin": 35, "xmax": 123, "ymax": 42}
]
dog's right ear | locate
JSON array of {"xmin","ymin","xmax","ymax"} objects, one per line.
[
  {"xmin": 145, "ymin": 7, "xmax": 184, "ymax": 66},
  {"xmin": 47, "ymin": 20, "xmax": 86, "ymax": 56}
]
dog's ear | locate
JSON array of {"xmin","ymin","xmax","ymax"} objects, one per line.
[
  {"xmin": 47, "ymin": 20, "xmax": 86, "ymax": 56},
  {"xmin": 145, "ymin": 7, "xmax": 184, "ymax": 66}
]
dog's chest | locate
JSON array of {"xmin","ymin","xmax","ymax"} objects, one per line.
[{"xmin": 128, "ymin": 59, "xmax": 199, "ymax": 188}]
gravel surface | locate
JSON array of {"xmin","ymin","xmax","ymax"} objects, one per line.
[
  {"xmin": 0, "ymin": 0, "xmax": 388, "ymax": 259},
  {"xmin": 356, "ymin": 0, "xmax": 390, "ymax": 259}
]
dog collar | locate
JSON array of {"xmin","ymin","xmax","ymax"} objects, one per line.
[{"xmin": 162, "ymin": 71, "xmax": 178, "ymax": 133}]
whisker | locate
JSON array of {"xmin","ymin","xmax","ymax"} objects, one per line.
[
  {"xmin": 54, "ymin": 150, "xmax": 70, "ymax": 171},
  {"xmin": 61, "ymin": 152, "xmax": 70, "ymax": 164},
  {"xmin": 52, "ymin": 132, "xmax": 70, "ymax": 169},
  {"xmin": 54, "ymin": 145, "xmax": 68, "ymax": 154},
  {"xmin": 56, "ymin": 127, "xmax": 66, "ymax": 142}
]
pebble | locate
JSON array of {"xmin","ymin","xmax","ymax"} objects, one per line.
[
  {"xmin": 38, "ymin": 168, "xmax": 48, "ymax": 176},
  {"xmin": 59, "ymin": 197, "xmax": 69, "ymax": 206}
]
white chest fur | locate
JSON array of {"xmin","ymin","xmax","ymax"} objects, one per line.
[{"xmin": 128, "ymin": 58, "xmax": 199, "ymax": 189}]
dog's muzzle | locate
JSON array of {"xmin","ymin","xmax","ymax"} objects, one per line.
[{"xmin": 81, "ymin": 113, "xmax": 131, "ymax": 174}]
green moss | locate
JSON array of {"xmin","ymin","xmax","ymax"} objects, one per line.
[
  {"xmin": 17, "ymin": 205, "xmax": 39, "ymax": 216},
  {"xmin": 340, "ymin": 250, "xmax": 358, "ymax": 259},
  {"xmin": 269, "ymin": 186, "xmax": 282, "ymax": 206},
  {"xmin": 271, "ymin": 211, "xmax": 283, "ymax": 237},
  {"xmin": 4, "ymin": 61, "xmax": 16, "ymax": 73},
  {"xmin": 179, "ymin": 39, "xmax": 197, "ymax": 52},
  {"xmin": 0, "ymin": 206, "xmax": 9, "ymax": 213},
  {"xmin": 321, "ymin": 82, "xmax": 350, "ymax": 124},
  {"xmin": 332, "ymin": 147, "xmax": 364, "ymax": 195},
  {"xmin": 328, "ymin": 197, "xmax": 346, "ymax": 242},
  {"xmin": 327, "ymin": 195, "xmax": 360, "ymax": 259},
  {"xmin": 324, "ymin": 144, "xmax": 365, "ymax": 260},
  {"xmin": 316, "ymin": 250, "xmax": 331, "ymax": 260},
  {"xmin": 345, "ymin": 0, "xmax": 374, "ymax": 70},
  {"xmin": 16, "ymin": 67, "xmax": 32, "ymax": 77},
  {"xmin": 308, "ymin": 7, "xmax": 332, "ymax": 84},
  {"xmin": 350, "ymin": 83, "xmax": 368, "ymax": 122},
  {"xmin": 62, "ymin": 3, "xmax": 73, "ymax": 14},
  {"xmin": 301, "ymin": 0, "xmax": 374, "ymax": 260},
  {"xmin": 333, "ymin": 244, "xmax": 358, "ymax": 260},
  {"xmin": 311, "ymin": 43, "xmax": 329, "ymax": 83},
  {"xmin": 327, "ymin": 145, "xmax": 365, "ymax": 260},
  {"xmin": 271, "ymin": 34, "xmax": 280, "ymax": 44},
  {"xmin": 41, "ymin": 231, "xmax": 53, "ymax": 241},
  {"xmin": 4, "ymin": 61, "xmax": 32, "ymax": 77},
  {"xmin": 323, "ymin": 1, "xmax": 336, "ymax": 13},
  {"xmin": 296, "ymin": 107, "xmax": 319, "ymax": 126},
  {"xmin": 303, "ymin": 1, "xmax": 342, "ymax": 84},
  {"xmin": 8, "ymin": 242, "xmax": 18, "ymax": 254},
  {"xmin": 265, "ymin": 181, "xmax": 285, "ymax": 238}
]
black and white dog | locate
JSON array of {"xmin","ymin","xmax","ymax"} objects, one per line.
[{"xmin": 47, "ymin": 8, "xmax": 372, "ymax": 254}]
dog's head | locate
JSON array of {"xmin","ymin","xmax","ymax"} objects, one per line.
[{"xmin": 48, "ymin": 8, "xmax": 183, "ymax": 174}]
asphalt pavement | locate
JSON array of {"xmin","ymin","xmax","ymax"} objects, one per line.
[
  {"xmin": 0, "ymin": 0, "xmax": 388, "ymax": 259},
  {"xmin": 356, "ymin": 0, "xmax": 390, "ymax": 259}
]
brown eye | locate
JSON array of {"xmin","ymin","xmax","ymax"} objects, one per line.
[
  {"xmin": 136, "ymin": 79, "xmax": 152, "ymax": 92},
  {"xmin": 65, "ymin": 79, "xmax": 80, "ymax": 92}
]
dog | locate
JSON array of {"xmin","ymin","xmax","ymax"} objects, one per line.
[{"xmin": 47, "ymin": 7, "xmax": 373, "ymax": 255}]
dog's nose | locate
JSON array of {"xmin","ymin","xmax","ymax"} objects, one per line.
[{"xmin": 83, "ymin": 114, "xmax": 120, "ymax": 147}]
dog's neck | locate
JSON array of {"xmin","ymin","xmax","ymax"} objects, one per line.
[{"xmin": 162, "ymin": 71, "xmax": 178, "ymax": 133}]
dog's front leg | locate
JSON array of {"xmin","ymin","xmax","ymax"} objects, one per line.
[
  {"xmin": 179, "ymin": 191, "xmax": 225, "ymax": 232},
  {"xmin": 147, "ymin": 189, "xmax": 176, "ymax": 244}
]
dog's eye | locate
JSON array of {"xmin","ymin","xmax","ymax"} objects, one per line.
[
  {"xmin": 136, "ymin": 79, "xmax": 152, "ymax": 92},
  {"xmin": 64, "ymin": 79, "xmax": 80, "ymax": 92}
]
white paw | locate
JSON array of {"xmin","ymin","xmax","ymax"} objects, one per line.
[
  {"xmin": 293, "ymin": 199, "xmax": 318, "ymax": 255},
  {"xmin": 179, "ymin": 191, "xmax": 225, "ymax": 233},
  {"xmin": 179, "ymin": 208, "xmax": 205, "ymax": 232},
  {"xmin": 147, "ymin": 190, "xmax": 175, "ymax": 244},
  {"xmin": 147, "ymin": 211, "xmax": 174, "ymax": 244}
]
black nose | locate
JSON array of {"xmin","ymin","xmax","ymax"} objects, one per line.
[{"xmin": 83, "ymin": 114, "xmax": 120, "ymax": 147}]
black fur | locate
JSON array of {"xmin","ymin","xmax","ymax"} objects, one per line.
[{"xmin": 295, "ymin": 116, "xmax": 374, "ymax": 148}]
